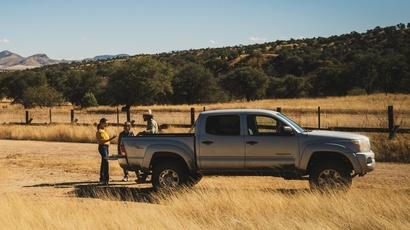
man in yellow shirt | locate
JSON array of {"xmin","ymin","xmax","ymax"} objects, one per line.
[{"xmin": 96, "ymin": 118, "xmax": 117, "ymax": 185}]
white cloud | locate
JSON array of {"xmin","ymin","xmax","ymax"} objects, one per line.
[
  {"xmin": 0, "ymin": 37, "xmax": 10, "ymax": 43},
  {"xmin": 249, "ymin": 36, "xmax": 267, "ymax": 43},
  {"xmin": 209, "ymin": 39, "xmax": 216, "ymax": 44}
]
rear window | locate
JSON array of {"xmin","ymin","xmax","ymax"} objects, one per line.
[{"xmin": 205, "ymin": 115, "xmax": 240, "ymax": 135}]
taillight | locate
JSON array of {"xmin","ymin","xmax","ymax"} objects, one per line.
[{"xmin": 120, "ymin": 144, "xmax": 127, "ymax": 156}]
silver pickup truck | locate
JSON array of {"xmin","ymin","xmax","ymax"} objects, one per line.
[{"xmin": 118, "ymin": 109, "xmax": 375, "ymax": 190}]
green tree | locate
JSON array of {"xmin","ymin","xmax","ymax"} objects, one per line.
[
  {"xmin": 2, "ymin": 71, "xmax": 47, "ymax": 103},
  {"xmin": 172, "ymin": 63, "xmax": 221, "ymax": 104},
  {"xmin": 377, "ymin": 53, "xmax": 410, "ymax": 94},
  {"xmin": 22, "ymin": 85, "xmax": 63, "ymax": 108},
  {"xmin": 267, "ymin": 75, "xmax": 306, "ymax": 98},
  {"xmin": 81, "ymin": 91, "xmax": 98, "ymax": 108},
  {"xmin": 107, "ymin": 58, "xmax": 173, "ymax": 109},
  {"xmin": 64, "ymin": 69, "xmax": 103, "ymax": 106},
  {"xmin": 222, "ymin": 67, "xmax": 269, "ymax": 101},
  {"xmin": 309, "ymin": 64, "xmax": 348, "ymax": 96}
]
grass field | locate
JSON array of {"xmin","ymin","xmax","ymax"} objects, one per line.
[
  {"xmin": 2, "ymin": 94, "xmax": 410, "ymax": 128},
  {"xmin": 0, "ymin": 140, "xmax": 409, "ymax": 229}
]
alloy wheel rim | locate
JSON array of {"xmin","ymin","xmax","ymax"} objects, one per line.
[
  {"xmin": 158, "ymin": 169, "xmax": 180, "ymax": 187},
  {"xmin": 317, "ymin": 169, "xmax": 346, "ymax": 188}
]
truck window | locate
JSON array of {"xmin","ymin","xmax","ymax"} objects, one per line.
[
  {"xmin": 247, "ymin": 115, "xmax": 283, "ymax": 135},
  {"xmin": 205, "ymin": 115, "xmax": 240, "ymax": 135}
]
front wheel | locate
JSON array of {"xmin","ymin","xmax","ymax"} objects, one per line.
[
  {"xmin": 309, "ymin": 162, "xmax": 352, "ymax": 191},
  {"xmin": 152, "ymin": 161, "xmax": 188, "ymax": 190}
]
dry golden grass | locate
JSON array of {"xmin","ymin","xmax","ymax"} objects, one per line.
[
  {"xmin": 138, "ymin": 93, "xmax": 410, "ymax": 112},
  {"xmin": 1, "ymin": 93, "xmax": 410, "ymax": 127},
  {"xmin": 0, "ymin": 125, "xmax": 103, "ymax": 143},
  {"xmin": 0, "ymin": 140, "xmax": 409, "ymax": 229},
  {"xmin": 1, "ymin": 188, "xmax": 409, "ymax": 229},
  {"xmin": 0, "ymin": 125, "xmax": 185, "ymax": 144}
]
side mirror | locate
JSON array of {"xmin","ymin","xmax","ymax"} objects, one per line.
[{"xmin": 282, "ymin": 126, "xmax": 294, "ymax": 135}]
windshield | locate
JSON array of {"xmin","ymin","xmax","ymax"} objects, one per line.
[{"xmin": 276, "ymin": 113, "xmax": 305, "ymax": 133}]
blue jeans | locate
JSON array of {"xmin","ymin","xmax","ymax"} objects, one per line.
[{"xmin": 98, "ymin": 145, "xmax": 109, "ymax": 182}]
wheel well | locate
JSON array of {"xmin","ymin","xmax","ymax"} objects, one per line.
[
  {"xmin": 307, "ymin": 151, "xmax": 353, "ymax": 174},
  {"xmin": 150, "ymin": 152, "xmax": 189, "ymax": 170}
]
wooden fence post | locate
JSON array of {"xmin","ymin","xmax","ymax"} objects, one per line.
[
  {"xmin": 49, "ymin": 109, "xmax": 52, "ymax": 124},
  {"xmin": 70, "ymin": 109, "xmax": 74, "ymax": 123},
  {"xmin": 388, "ymin": 105, "xmax": 394, "ymax": 132},
  {"xmin": 317, "ymin": 106, "xmax": 321, "ymax": 129},
  {"xmin": 387, "ymin": 105, "xmax": 399, "ymax": 139},
  {"xmin": 116, "ymin": 107, "xmax": 120, "ymax": 125},
  {"xmin": 126, "ymin": 108, "xmax": 131, "ymax": 122},
  {"xmin": 276, "ymin": 107, "xmax": 282, "ymax": 113},
  {"xmin": 25, "ymin": 111, "xmax": 30, "ymax": 124},
  {"xmin": 190, "ymin": 107, "xmax": 195, "ymax": 126}
]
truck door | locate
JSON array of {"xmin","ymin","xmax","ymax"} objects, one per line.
[
  {"xmin": 245, "ymin": 114, "xmax": 298, "ymax": 169},
  {"xmin": 198, "ymin": 114, "xmax": 245, "ymax": 169}
]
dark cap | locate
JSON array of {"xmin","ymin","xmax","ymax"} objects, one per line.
[{"xmin": 99, "ymin": 118, "xmax": 108, "ymax": 123}]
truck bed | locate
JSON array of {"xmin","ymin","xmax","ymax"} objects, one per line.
[{"xmin": 119, "ymin": 133, "xmax": 196, "ymax": 171}]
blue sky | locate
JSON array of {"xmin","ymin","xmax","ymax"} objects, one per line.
[{"xmin": 1, "ymin": 0, "xmax": 409, "ymax": 60}]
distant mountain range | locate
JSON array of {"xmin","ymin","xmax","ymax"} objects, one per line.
[
  {"xmin": 0, "ymin": 50, "xmax": 130, "ymax": 71},
  {"xmin": 0, "ymin": 50, "xmax": 61, "ymax": 71}
]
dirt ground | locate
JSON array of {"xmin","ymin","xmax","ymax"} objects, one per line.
[
  {"xmin": 1, "ymin": 139, "xmax": 410, "ymax": 229},
  {"xmin": 1, "ymin": 139, "xmax": 409, "ymax": 199}
]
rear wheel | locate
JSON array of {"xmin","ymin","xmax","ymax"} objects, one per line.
[
  {"xmin": 152, "ymin": 161, "xmax": 188, "ymax": 190},
  {"xmin": 309, "ymin": 161, "xmax": 352, "ymax": 191}
]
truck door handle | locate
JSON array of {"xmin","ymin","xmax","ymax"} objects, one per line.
[
  {"xmin": 246, "ymin": 141, "xmax": 258, "ymax": 145},
  {"xmin": 202, "ymin": 140, "xmax": 214, "ymax": 145}
]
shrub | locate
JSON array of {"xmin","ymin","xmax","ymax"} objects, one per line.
[
  {"xmin": 22, "ymin": 85, "xmax": 63, "ymax": 108},
  {"xmin": 81, "ymin": 92, "xmax": 98, "ymax": 108}
]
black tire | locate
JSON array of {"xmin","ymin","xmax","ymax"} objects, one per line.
[
  {"xmin": 152, "ymin": 160, "xmax": 189, "ymax": 190},
  {"xmin": 309, "ymin": 161, "xmax": 352, "ymax": 191}
]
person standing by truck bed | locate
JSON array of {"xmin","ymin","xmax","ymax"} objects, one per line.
[
  {"xmin": 96, "ymin": 118, "xmax": 117, "ymax": 185},
  {"xmin": 142, "ymin": 110, "xmax": 159, "ymax": 134},
  {"xmin": 118, "ymin": 121, "xmax": 134, "ymax": 182}
]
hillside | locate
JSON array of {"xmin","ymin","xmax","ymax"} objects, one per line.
[
  {"xmin": 0, "ymin": 50, "xmax": 61, "ymax": 70},
  {"xmin": 0, "ymin": 23, "xmax": 409, "ymax": 107}
]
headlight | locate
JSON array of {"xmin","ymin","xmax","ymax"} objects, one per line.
[{"xmin": 352, "ymin": 139, "xmax": 370, "ymax": 152}]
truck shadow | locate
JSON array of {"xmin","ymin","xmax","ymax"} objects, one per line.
[
  {"xmin": 25, "ymin": 181, "xmax": 312, "ymax": 203},
  {"xmin": 73, "ymin": 184, "xmax": 155, "ymax": 203},
  {"xmin": 25, "ymin": 181, "xmax": 156, "ymax": 203}
]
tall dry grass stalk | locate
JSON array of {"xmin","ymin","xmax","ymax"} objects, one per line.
[
  {"xmin": 0, "ymin": 125, "xmax": 109, "ymax": 143},
  {"xmin": 0, "ymin": 125, "xmax": 186, "ymax": 144},
  {"xmin": 0, "ymin": 188, "xmax": 409, "ymax": 229},
  {"xmin": 1, "ymin": 93, "xmax": 409, "ymax": 124},
  {"xmin": 370, "ymin": 133, "xmax": 410, "ymax": 162},
  {"xmin": 1, "ymin": 94, "xmax": 409, "ymax": 129}
]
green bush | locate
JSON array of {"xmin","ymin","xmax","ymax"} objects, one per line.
[
  {"xmin": 81, "ymin": 92, "xmax": 98, "ymax": 108},
  {"xmin": 222, "ymin": 67, "xmax": 269, "ymax": 101},
  {"xmin": 22, "ymin": 85, "xmax": 63, "ymax": 108}
]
